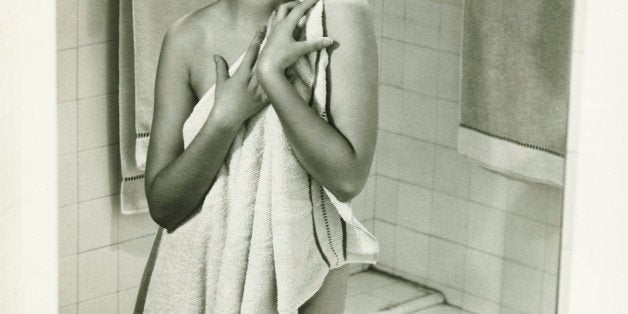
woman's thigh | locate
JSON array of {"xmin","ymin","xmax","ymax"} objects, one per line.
[{"xmin": 298, "ymin": 264, "xmax": 351, "ymax": 314}]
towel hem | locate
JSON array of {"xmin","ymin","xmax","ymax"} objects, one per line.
[
  {"xmin": 458, "ymin": 126, "xmax": 565, "ymax": 187},
  {"xmin": 121, "ymin": 177, "xmax": 150, "ymax": 215}
]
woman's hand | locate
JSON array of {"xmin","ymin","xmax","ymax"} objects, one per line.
[
  {"xmin": 256, "ymin": 0, "xmax": 334, "ymax": 77},
  {"xmin": 210, "ymin": 27, "xmax": 270, "ymax": 130}
]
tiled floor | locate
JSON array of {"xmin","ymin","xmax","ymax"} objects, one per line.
[{"xmin": 345, "ymin": 270, "xmax": 472, "ymax": 314}]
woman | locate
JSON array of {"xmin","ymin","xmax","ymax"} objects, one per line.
[{"xmin": 143, "ymin": 0, "xmax": 378, "ymax": 312}]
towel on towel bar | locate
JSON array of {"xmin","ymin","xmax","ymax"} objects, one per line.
[
  {"xmin": 458, "ymin": 0, "xmax": 573, "ymax": 186},
  {"xmin": 119, "ymin": 0, "xmax": 211, "ymax": 214},
  {"xmin": 134, "ymin": 1, "xmax": 379, "ymax": 313}
]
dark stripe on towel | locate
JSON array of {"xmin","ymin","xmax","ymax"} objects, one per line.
[
  {"xmin": 319, "ymin": 186, "xmax": 340, "ymax": 264},
  {"xmin": 134, "ymin": 227, "xmax": 163, "ymax": 313},
  {"xmin": 308, "ymin": 48, "xmax": 321, "ymax": 110},
  {"xmin": 322, "ymin": 1, "xmax": 334, "ymax": 126},
  {"xmin": 341, "ymin": 218, "xmax": 347, "ymax": 261},
  {"xmin": 308, "ymin": 174, "xmax": 330, "ymax": 267},
  {"xmin": 123, "ymin": 174, "xmax": 145, "ymax": 182}
]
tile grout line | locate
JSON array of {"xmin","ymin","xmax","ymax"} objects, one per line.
[
  {"xmin": 372, "ymin": 217, "xmax": 556, "ymax": 274},
  {"xmin": 74, "ymin": 0, "xmax": 80, "ymax": 307},
  {"xmin": 77, "ymin": 232, "xmax": 157, "ymax": 257},
  {"xmin": 374, "ymin": 171, "xmax": 561, "ymax": 228}
]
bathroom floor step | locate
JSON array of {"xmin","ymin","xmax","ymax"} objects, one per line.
[{"xmin": 345, "ymin": 269, "xmax": 471, "ymax": 313}]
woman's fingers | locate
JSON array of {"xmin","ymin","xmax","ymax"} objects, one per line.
[
  {"xmin": 295, "ymin": 37, "xmax": 334, "ymax": 56},
  {"xmin": 266, "ymin": 9, "xmax": 277, "ymax": 35},
  {"xmin": 257, "ymin": 86, "xmax": 270, "ymax": 106},
  {"xmin": 284, "ymin": 0, "xmax": 319, "ymax": 28},
  {"xmin": 213, "ymin": 55, "xmax": 229, "ymax": 83},
  {"xmin": 238, "ymin": 27, "xmax": 267, "ymax": 74},
  {"xmin": 275, "ymin": 1, "xmax": 299, "ymax": 22},
  {"xmin": 249, "ymin": 72, "xmax": 259, "ymax": 91}
]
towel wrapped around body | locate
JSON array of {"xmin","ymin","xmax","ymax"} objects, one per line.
[{"xmin": 134, "ymin": 1, "xmax": 379, "ymax": 313}]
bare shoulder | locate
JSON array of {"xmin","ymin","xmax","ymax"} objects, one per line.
[
  {"xmin": 325, "ymin": 0, "xmax": 375, "ymax": 37},
  {"xmin": 160, "ymin": 3, "xmax": 221, "ymax": 61},
  {"xmin": 324, "ymin": 0, "xmax": 378, "ymax": 78},
  {"xmin": 324, "ymin": 0, "xmax": 378, "ymax": 57},
  {"xmin": 325, "ymin": 0, "xmax": 372, "ymax": 16}
]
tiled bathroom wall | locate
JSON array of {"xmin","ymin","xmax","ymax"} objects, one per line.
[
  {"xmin": 354, "ymin": 1, "xmax": 565, "ymax": 313},
  {"xmin": 56, "ymin": 0, "xmax": 159, "ymax": 312},
  {"xmin": 56, "ymin": 0, "xmax": 564, "ymax": 313}
]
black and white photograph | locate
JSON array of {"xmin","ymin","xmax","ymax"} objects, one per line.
[{"xmin": 1, "ymin": 0, "xmax": 627, "ymax": 313}]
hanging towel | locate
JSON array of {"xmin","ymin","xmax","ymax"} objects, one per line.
[
  {"xmin": 119, "ymin": 0, "xmax": 211, "ymax": 214},
  {"xmin": 134, "ymin": 1, "xmax": 379, "ymax": 313},
  {"xmin": 458, "ymin": 0, "xmax": 573, "ymax": 186}
]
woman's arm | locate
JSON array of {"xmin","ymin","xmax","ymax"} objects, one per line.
[
  {"xmin": 257, "ymin": 0, "xmax": 378, "ymax": 202},
  {"xmin": 145, "ymin": 20, "xmax": 267, "ymax": 231}
]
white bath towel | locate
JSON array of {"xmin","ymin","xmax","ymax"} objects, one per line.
[
  {"xmin": 119, "ymin": 0, "xmax": 212, "ymax": 215},
  {"xmin": 134, "ymin": 1, "xmax": 379, "ymax": 313}
]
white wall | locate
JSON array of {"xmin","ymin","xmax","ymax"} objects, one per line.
[
  {"xmin": 55, "ymin": 0, "xmax": 160, "ymax": 312},
  {"xmin": 559, "ymin": 0, "xmax": 628, "ymax": 313},
  {"xmin": 0, "ymin": 0, "xmax": 58, "ymax": 312}
]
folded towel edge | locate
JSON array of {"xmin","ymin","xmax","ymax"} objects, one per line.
[{"xmin": 458, "ymin": 126, "xmax": 565, "ymax": 187}]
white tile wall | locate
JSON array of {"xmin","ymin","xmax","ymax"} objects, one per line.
[
  {"xmin": 55, "ymin": 0, "xmax": 565, "ymax": 313},
  {"xmin": 58, "ymin": 153, "xmax": 79, "ymax": 207},
  {"xmin": 394, "ymin": 226, "xmax": 429, "ymax": 278},
  {"xmin": 463, "ymin": 249, "xmax": 502, "ymax": 302},
  {"xmin": 437, "ymin": 51, "xmax": 460, "ymax": 101},
  {"xmin": 430, "ymin": 192, "xmax": 467, "ymax": 244},
  {"xmin": 118, "ymin": 235, "xmax": 154, "ymax": 291},
  {"xmin": 77, "ymin": 293, "xmax": 118, "ymax": 313},
  {"xmin": 400, "ymin": 91, "xmax": 437, "ymax": 142},
  {"xmin": 428, "ymin": 237, "xmax": 466, "ymax": 290},
  {"xmin": 462, "ymin": 293, "xmax": 500, "ymax": 314},
  {"xmin": 59, "ymin": 204, "xmax": 79, "ymax": 257},
  {"xmin": 78, "ymin": 195, "xmax": 119, "ymax": 252},
  {"xmin": 433, "ymin": 145, "xmax": 470, "ymax": 198},
  {"xmin": 56, "ymin": 0, "xmax": 158, "ymax": 311},
  {"xmin": 59, "ymin": 255, "xmax": 78, "ymax": 307},
  {"xmin": 373, "ymin": 219, "xmax": 397, "ymax": 266},
  {"xmin": 403, "ymin": 44, "xmax": 439, "ymax": 95},
  {"xmin": 77, "ymin": 42, "xmax": 118, "ymax": 99},
  {"xmin": 58, "ymin": 101, "xmax": 78, "ymax": 155},
  {"xmin": 370, "ymin": 1, "xmax": 564, "ymax": 313},
  {"xmin": 57, "ymin": 0, "xmax": 78, "ymax": 50},
  {"xmin": 352, "ymin": 176, "xmax": 376, "ymax": 222},
  {"xmin": 501, "ymin": 261, "xmax": 544, "ymax": 313},
  {"xmin": 467, "ymin": 202, "xmax": 505, "ymax": 256},
  {"xmin": 57, "ymin": 49, "xmax": 78, "ymax": 103},
  {"xmin": 375, "ymin": 176, "xmax": 398, "ymax": 223},
  {"xmin": 118, "ymin": 212, "xmax": 159, "ymax": 243},
  {"xmin": 397, "ymin": 136, "xmax": 435, "ymax": 187},
  {"xmin": 78, "ymin": 94, "xmax": 119, "ymax": 151},
  {"xmin": 504, "ymin": 214, "xmax": 546, "ymax": 269},
  {"xmin": 469, "ymin": 166, "xmax": 509, "ymax": 210},
  {"xmin": 78, "ymin": 245, "xmax": 118, "ymax": 302},
  {"xmin": 434, "ymin": 98, "xmax": 459, "ymax": 148},
  {"xmin": 396, "ymin": 181, "xmax": 431, "ymax": 233},
  {"xmin": 118, "ymin": 288, "xmax": 140, "ymax": 314},
  {"xmin": 77, "ymin": 0, "xmax": 118, "ymax": 46},
  {"xmin": 78, "ymin": 145, "xmax": 120, "ymax": 202},
  {"xmin": 381, "ymin": 39, "xmax": 405, "ymax": 87}
]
